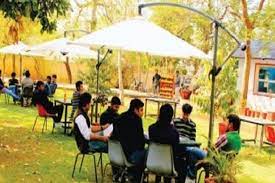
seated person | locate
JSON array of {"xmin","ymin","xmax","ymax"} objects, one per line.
[
  {"xmin": 74, "ymin": 92, "xmax": 109, "ymax": 153},
  {"xmin": 50, "ymin": 74, "xmax": 58, "ymax": 95},
  {"xmin": 149, "ymin": 104, "xmax": 186, "ymax": 183},
  {"xmin": 215, "ymin": 114, "xmax": 241, "ymax": 153},
  {"xmin": 112, "ymin": 99, "xmax": 146, "ymax": 183},
  {"xmin": 198, "ymin": 114, "xmax": 242, "ymax": 177},
  {"xmin": 8, "ymin": 72, "xmax": 19, "ymax": 101},
  {"xmin": 100, "ymin": 96, "xmax": 121, "ymax": 125},
  {"xmin": 173, "ymin": 103, "xmax": 205, "ymax": 179},
  {"xmin": 21, "ymin": 71, "xmax": 34, "ymax": 106},
  {"xmin": 70, "ymin": 81, "xmax": 84, "ymax": 121},
  {"xmin": 32, "ymin": 81, "xmax": 64, "ymax": 123},
  {"xmin": 44, "ymin": 76, "xmax": 52, "ymax": 96},
  {"xmin": 9, "ymin": 72, "xmax": 19, "ymax": 86},
  {"xmin": 0, "ymin": 70, "xmax": 20, "ymax": 100}
]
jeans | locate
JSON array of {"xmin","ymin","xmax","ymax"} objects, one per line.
[
  {"xmin": 2, "ymin": 88, "xmax": 20, "ymax": 100},
  {"xmin": 88, "ymin": 141, "xmax": 108, "ymax": 153},
  {"xmin": 128, "ymin": 149, "xmax": 146, "ymax": 183},
  {"xmin": 186, "ymin": 147, "xmax": 207, "ymax": 179}
]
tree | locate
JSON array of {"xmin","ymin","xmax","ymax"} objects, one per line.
[{"xmin": 0, "ymin": 0, "xmax": 69, "ymax": 43}]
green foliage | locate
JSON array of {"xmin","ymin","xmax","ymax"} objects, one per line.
[
  {"xmin": 192, "ymin": 59, "xmax": 239, "ymax": 118},
  {"xmin": 0, "ymin": 0, "xmax": 69, "ymax": 33},
  {"xmin": 205, "ymin": 144, "xmax": 242, "ymax": 183},
  {"xmin": 79, "ymin": 59, "xmax": 115, "ymax": 95}
]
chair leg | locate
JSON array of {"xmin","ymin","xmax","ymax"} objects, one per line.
[
  {"xmin": 52, "ymin": 120, "xmax": 55, "ymax": 134},
  {"xmin": 45, "ymin": 117, "xmax": 48, "ymax": 130},
  {"xmin": 32, "ymin": 116, "xmax": 38, "ymax": 132},
  {"xmin": 79, "ymin": 154, "xmax": 85, "ymax": 172},
  {"xmin": 42, "ymin": 117, "xmax": 46, "ymax": 133},
  {"xmin": 72, "ymin": 153, "xmax": 81, "ymax": 178},
  {"xmin": 92, "ymin": 154, "xmax": 98, "ymax": 183},
  {"xmin": 100, "ymin": 153, "xmax": 103, "ymax": 176},
  {"xmin": 140, "ymin": 172, "xmax": 144, "ymax": 183},
  {"xmin": 102, "ymin": 163, "xmax": 111, "ymax": 183}
]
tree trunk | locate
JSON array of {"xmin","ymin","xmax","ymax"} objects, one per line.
[
  {"xmin": 240, "ymin": 38, "xmax": 252, "ymax": 106},
  {"xmin": 90, "ymin": 0, "xmax": 98, "ymax": 31},
  {"xmin": 12, "ymin": 54, "xmax": 16, "ymax": 72},
  {"xmin": 64, "ymin": 57, "xmax": 72, "ymax": 84},
  {"xmin": 118, "ymin": 51, "xmax": 124, "ymax": 104}
]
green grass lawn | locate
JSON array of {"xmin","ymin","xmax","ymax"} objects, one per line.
[{"xmin": 0, "ymin": 90, "xmax": 275, "ymax": 183}]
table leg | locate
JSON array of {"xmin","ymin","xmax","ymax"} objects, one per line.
[
  {"xmin": 64, "ymin": 105, "xmax": 68, "ymax": 134},
  {"xmin": 145, "ymin": 99, "xmax": 148, "ymax": 118},
  {"xmin": 260, "ymin": 125, "xmax": 264, "ymax": 149},
  {"xmin": 254, "ymin": 124, "xmax": 258, "ymax": 144},
  {"xmin": 157, "ymin": 101, "xmax": 160, "ymax": 116}
]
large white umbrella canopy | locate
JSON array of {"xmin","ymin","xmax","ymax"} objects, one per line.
[
  {"xmin": 72, "ymin": 17, "xmax": 210, "ymax": 59},
  {"xmin": 28, "ymin": 38, "xmax": 98, "ymax": 61}
]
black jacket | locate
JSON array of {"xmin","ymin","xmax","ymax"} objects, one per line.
[
  {"xmin": 112, "ymin": 110, "xmax": 145, "ymax": 160},
  {"xmin": 100, "ymin": 107, "xmax": 119, "ymax": 125},
  {"xmin": 32, "ymin": 90, "xmax": 53, "ymax": 111},
  {"xmin": 149, "ymin": 122, "xmax": 180, "ymax": 156}
]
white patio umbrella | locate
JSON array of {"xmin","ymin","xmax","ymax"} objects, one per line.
[
  {"xmin": 28, "ymin": 38, "xmax": 98, "ymax": 60},
  {"xmin": 72, "ymin": 17, "xmax": 210, "ymax": 121},
  {"xmin": 72, "ymin": 16, "xmax": 210, "ymax": 59},
  {"xmin": 0, "ymin": 42, "xmax": 43, "ymax": 81},
  {"xmin": 28, "ymin": 38, "xmax": 98, "ymax": 83}
]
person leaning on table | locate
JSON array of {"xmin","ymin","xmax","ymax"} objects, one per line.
[{"xmin": 74, "ymin": 92, "xmax": 110, "ymax": 153}]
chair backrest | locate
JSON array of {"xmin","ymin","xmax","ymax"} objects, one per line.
[
  {"xmin": 146, "ymin": 142, "xmax": 175, "ymax": 176},
  {"xmin": 265, "ymin": 126, "xmax": 275, "ymax": 143},
  {"xmin": 23, "ymin": 86, "xmax": 33, "ymax": 97},
  {"xmin": 36, "ymin": 104, "xmax": 48, "ymax": 117},
  {"xmin": 108, "ymin": 139, "xmax": 126, "ymax": 167}
]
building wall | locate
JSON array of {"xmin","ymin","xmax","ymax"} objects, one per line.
[{"xmin": 237, "ymin": 59, "xmax": 275, "ymax": 100}]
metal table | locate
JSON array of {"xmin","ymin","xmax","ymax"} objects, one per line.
[
  {"xmin": 144, "ymin": 97, "xmax": 179, "ymax": 118},
  {"xmin": 55, "ymin": 99, "xmax": 72, "ymax": 134},
  {"xmin": 240, "ymin": 115, "xmax": 275, "ymax": 148},
  {"xmin": 144, "ymin": 133, "xmax": 201, "ymax": 147}
]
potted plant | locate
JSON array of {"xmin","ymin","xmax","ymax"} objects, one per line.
[{"xmin": 203, "ymin": 147, "xmax": 241, "ymax": 183}]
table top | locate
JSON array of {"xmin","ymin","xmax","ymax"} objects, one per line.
[
  {"xmin": 146, "ymin": 97, "xmax": 178, "ymax": 104},
  {"xmin": 55, "ymin": 99, "xmax": 72, "ymax": 105},
  {"xmin": 240, "ymin": 115, "xmax": 275, "ymax": 125},
  {"xmin": 144, "ymin": 133, "xmax": 201, "ymax": 147}
]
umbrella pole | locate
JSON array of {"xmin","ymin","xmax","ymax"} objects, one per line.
[
  {"xmin": 13, "ymin": 54, "xmax": 16, "ymax": 72},
  {"xmin": 19, "ymin": 55, "xmax": 22, "ymax": 82},
  {"xmin": 208, "ymin": 22, "xmax": 219, "ymax": 147},
  {"xmin": 95, "ymin": 51, "xmax": 100, "ymax": 123}
]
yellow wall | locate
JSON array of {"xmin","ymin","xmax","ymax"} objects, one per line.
[{"xmin": 0, "ymin": 55, "xmax": 87, "ymax": 83}]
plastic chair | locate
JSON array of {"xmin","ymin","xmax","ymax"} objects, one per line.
[
  {"xmin": 141, "ymin": 142, "xmax": 177, "ymax": 183},
  {"xmin": 102, "ymin": 139, "xmax": 134, "ymax": 183},
  {"xmin": 32, "ymin": 104, "xmax": 55, "ymax": 133},
  {"xmin": 72, "ymin": 149, "xmax": 103, "ymax": 183},
  {"xmin": 265, "ymin": 126, "xmax": 275, "ymax": 159}
]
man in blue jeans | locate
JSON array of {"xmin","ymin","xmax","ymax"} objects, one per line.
[
  {"xmin": 112, "ymin": 99, "xmax": 146, "ymax": 183},
  {"xmin": 74, "ymin": 93, "xmax": 110, "ymax": 153},
  {"xmin": 173, "ymin": 103, "xmax": 206, "ymax": 179}
]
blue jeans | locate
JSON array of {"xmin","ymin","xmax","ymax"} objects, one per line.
[
  {"xmin": 2, "ymin": 88, "xmax": 20, "ymax": 100},
  {"xmin": 186, "ymin": 147, "xmax": 207, "ymax": 178},
  {"xmin": 88, "ymin": 141, "xmax": 108, "ymax": 153},
  {"xmin": 128, "ymin": 149, "xmax": 147, "ymax": 183}
]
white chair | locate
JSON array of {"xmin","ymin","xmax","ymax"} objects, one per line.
[
  {"xmin": 102, "ymin": 139, "xmax": 134, "ymax": 182},
  {"xmin": 141, "ymin": 142, "xmax": 178, "ymax": 183}
]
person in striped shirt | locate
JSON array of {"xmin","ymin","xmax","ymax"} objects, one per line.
[
  {"xmin": 173, "ymin": 103, "xmax": 206, "ymax": 180},
  {"xmin": 173, "ymin": 103, "xmax": 196, "ymax": 141}
]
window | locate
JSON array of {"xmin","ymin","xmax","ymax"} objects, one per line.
[{"xmin": 254, "ymin": 64, "xmax": 275, "ymax": 95}]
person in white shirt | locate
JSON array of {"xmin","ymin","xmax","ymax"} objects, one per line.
[{"xmin": 74, "ymin": 92, "xmax": 109, "ymax": 153}]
